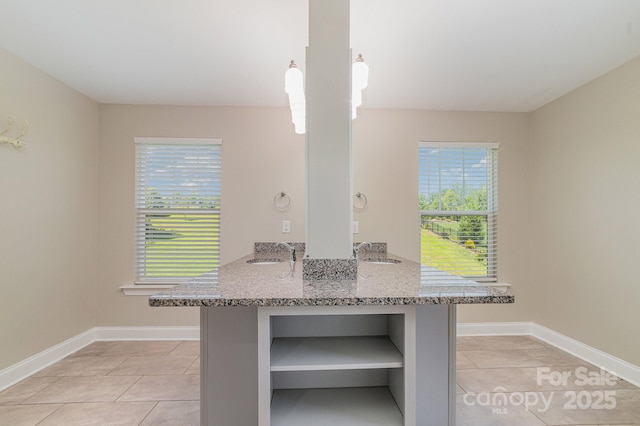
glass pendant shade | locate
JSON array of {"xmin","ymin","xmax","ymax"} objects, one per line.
[
  {"xmin": 352, "ymin": 59, "xmax": 369, "ymax": 91},
  {"xmin": 285, "ymin": 63, "xmax": 306, "ymax": 134},
  {"xmin": 351, "ymin": 55, "xmax": 369, "ymax": 119}
]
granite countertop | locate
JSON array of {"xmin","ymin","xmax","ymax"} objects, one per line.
[{"xmin": 149, "ymin": 253, "xmax": 514, "ymax": 307}]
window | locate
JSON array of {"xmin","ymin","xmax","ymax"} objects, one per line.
[
  {"xmin": 134, "ymin": 138, "xmax": 221, "ymax": 283},
  {"xmin": 419, "ymin": 142, "xmax": 498, "ymax": 281}
]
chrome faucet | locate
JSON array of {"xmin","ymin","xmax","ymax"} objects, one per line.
[
  {"xmin": 276, "ymin": 242, "xmax": 296, "ymax": 269},
  {"xmin": 354, "ymin": 242, "xmax": 372, "ymax": 263}
]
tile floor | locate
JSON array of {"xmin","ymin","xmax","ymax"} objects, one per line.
[
  {"xmin": 455, "ymin": 336, "xmax": 640, "ymax": 425},
  {"xmin": 0, "ymin": 336, "xmax": 638, "ymax": 425}
]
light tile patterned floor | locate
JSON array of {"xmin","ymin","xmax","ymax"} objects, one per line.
[
  {"xmin": 0, "ymin": 341, "xmax": 200, "ymax": 425},
  {"xmin": 0, "ymin": 337, "xmax": 638, "ymax": 425},
  {"xmin": 456, "ymin": 336, "xmax": 640, "ymax": 426}
]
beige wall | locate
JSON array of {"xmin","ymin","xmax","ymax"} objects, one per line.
[
  {"xmin": 0, "ymin": 48, "xmax": 99, "ymax": 370},
  {"xmin": 531, "ymin": 56, "xmax": 640, "ymax": 366},
  {"xmin": 353, "ymin": 109, "xmax": 532, "ymax": 323},
  {"xmin": 98, "ymin": 105, "xmax": 306, "ymax": 325},
  {"xmin": 98, "ymin": 105, "xmax": 532, "ymax": 326}
]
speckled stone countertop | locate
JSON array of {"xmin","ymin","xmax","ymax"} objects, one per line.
[{"xmin": 149, "ymin": 253, "xmax": 514, "ymax": 307}]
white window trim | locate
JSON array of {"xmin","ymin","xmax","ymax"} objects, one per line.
[
  {"xmin": 120, "ymin": 284, "xmax": 176, "ymax": 296},
  {"xmin": 419, "ymin": 141, "xmax": 499, "ymax": 281},
  {"xmin": 132, "ymin": 137, "xmax": 222, "ymax": 288},
  {"xmin": 134, "ymin": 137, "xmax": 222, "ymax": 146},
  {"xmin": 419, "ymin": 141, "xmax": 500, "ymax": 149}
]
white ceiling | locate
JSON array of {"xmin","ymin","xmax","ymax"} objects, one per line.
[{"xmin": 1, "ymin": 0, "xmax": 639, "ymax": 112}]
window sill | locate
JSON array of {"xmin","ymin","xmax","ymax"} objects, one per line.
[
  {"xmin": 487, "ymin": 283, "xmax": 512, "ymax": 292},
  {"xmin": 120, "ymin": 284, "xmax": 176, "ymax": 296}
]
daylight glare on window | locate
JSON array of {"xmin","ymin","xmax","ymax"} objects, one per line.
[
  {"xmin": 134, "ymin": 139, "xmax": 221, "ymax": 282},
  {"xmin": 419, "ymin": 144, "xmax": 498, "ymax": 280}
]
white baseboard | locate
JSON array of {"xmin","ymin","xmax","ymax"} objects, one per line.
[
  {"xmin": 458, "ymin": 321, "xmax": 640, "ymax": 388},
  {"xmin": 0, "ymin": 329, "xmax": 96, "ymax": 392},
  {"xmin": 457, "ymin": 321, "xmax": 532, "ymax": 336},
  {"xmin": 529, "ymin": 323, "xmax": 640, "ymax": 388},
  {"xmin": 0, "ymin": 326, "xmax": 199, "ymax": 392},
  {"xmin": 3, "ymin": 322, "xmax": 638, "ymax": 393},
  {"xmin": 94, "ymin": 326, "xmax": 200, "ymax": 341}
]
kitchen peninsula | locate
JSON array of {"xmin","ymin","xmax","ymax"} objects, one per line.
[{"xmin": 150, "ymin": 245, "xmax": 513, "ymax": 426}]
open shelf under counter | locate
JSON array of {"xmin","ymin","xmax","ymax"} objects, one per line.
[
  {"xmin": 270, "ymin": 336, "xmax": 403, "ymax": 371},
  {"xmin": 271, "ymin": 387, "xmax": 404, "ymax": 426}
]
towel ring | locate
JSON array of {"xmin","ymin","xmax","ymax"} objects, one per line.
[
  {"xmin": 274, "ymin": 191, "xmax": 291, "ymax": 210},
  {"xmin": 353, "ymin": 192, "xmax": 367, "ymax": 209}
]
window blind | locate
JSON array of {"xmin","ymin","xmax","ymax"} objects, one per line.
[
  {"xmin": 134, "ymin": 138, "xmax": 221, "ymax": 283},
  {"xmin": 419, "ymin": 142, "xmax": 498, "ymax": 281}
]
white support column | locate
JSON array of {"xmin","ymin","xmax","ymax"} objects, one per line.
[{"xmin": 305, "ymin": 0, "xmax": 353, "ymax": 259}]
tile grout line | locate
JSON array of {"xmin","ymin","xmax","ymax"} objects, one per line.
[
  {"xmin": 184, "ymin": 357, "xmax": 199, "ymax": 375},
  {"xmin": 114, "ymin": 375, "xmax": 144, "ymax": 403},
  {"xmin": 33, "ymin": 402, "xmax": 65, "ymax": 426},
  {"xmin": 513, "ymin": 393, "xmax": 550, "ymax": 426},
  {"xmin": 136, "ymin": 400, "xmax": 160, "ymax": 426}
]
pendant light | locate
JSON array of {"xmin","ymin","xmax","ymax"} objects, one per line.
[
  {"xmin": 351, "ymin": 54, "xmax": 369, "ymax": 119},
  {"xmin": 284, "ymin": 60, "xmax": 306, "ymax": 134},
  {"xmin": 285, "ymin": 55, "xmax": 368, "ymax": 133}
]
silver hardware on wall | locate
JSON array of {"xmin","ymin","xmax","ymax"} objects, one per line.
[
  {"xmin": 353, "ymin": 192, "xmax": 368, "ymax": 209},
  {"xmin": 1, "ymin": 116, "xmax": 29, "ymax": 149},
  {"xmin": 274, "ymin": 191, "xmax": 291, "ymax": 210}
]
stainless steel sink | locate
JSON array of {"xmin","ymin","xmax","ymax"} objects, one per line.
[{"xmin": 246, "ymin": 258, "xmax": 282, "ymax": 265}]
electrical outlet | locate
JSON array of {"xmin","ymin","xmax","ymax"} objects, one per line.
[
  {"xmin": 282, "ymin": 220, "xmax": 291, "ymax": 233},
  {"xmin": 352, "ymin": 221, "xmax": 359, "ymax": 234}
]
